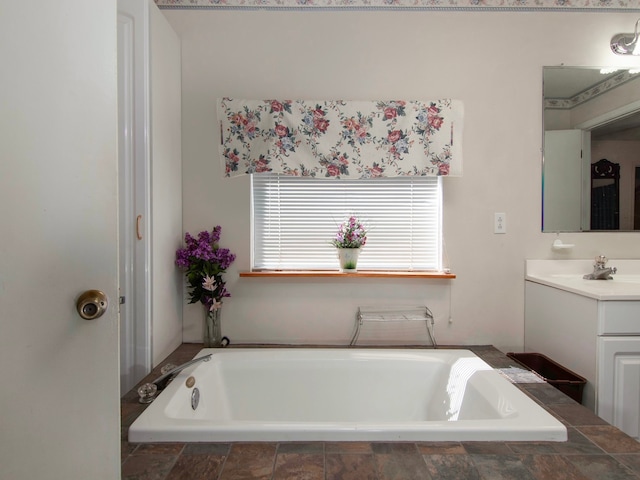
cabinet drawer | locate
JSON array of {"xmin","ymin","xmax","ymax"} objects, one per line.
[{"xmin": 599, "ymin": 301, "xmax": 640, "ymax": 335}]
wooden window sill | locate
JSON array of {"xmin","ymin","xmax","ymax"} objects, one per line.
[{"xmin": 239, "ymin": 271, "xmax": 456, "ymax": 279}]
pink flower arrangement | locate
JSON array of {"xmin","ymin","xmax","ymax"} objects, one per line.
[{"xmin": 331, "ymin": 216, "xmax": 368, "ymax": 249}]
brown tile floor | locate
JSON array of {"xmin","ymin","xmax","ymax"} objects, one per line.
[{"xmin": 121, "ymin": 344, "xmax": 640, "ymax": 480}]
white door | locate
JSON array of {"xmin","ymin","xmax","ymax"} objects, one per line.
[
  {"xmin": 0, "ymin": 1, "xmax": 121, "ymax": 479},
  {"xmin": 543, "ymin": 130, "xmax": 588, "ymax": 232}
]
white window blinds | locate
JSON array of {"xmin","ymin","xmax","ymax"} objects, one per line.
[{"xmin": 252, "ymin": 174, "xmax": 442, "ymax": 271}]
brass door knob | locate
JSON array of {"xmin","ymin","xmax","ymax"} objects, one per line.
[{"xmin": 76, "ymin": 290, "xmax": 108, "ymax": 320}]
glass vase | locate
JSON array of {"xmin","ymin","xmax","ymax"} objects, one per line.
[{"xmin": 203, "ymin": 307, "xmax": 223, "ymax": 347}]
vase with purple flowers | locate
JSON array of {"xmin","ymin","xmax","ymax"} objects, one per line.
[{"xmin": 175, "ymin": 225, "xmax": 236, "ymax": 347}]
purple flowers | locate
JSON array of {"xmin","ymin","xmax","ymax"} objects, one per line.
[
  {"xmin": 175, "ymin": 226, "xmax": 236, "ymax": 310},
  {"xmin": 331, "ymin": 216, "xmax": 368, "ymax": 249}
]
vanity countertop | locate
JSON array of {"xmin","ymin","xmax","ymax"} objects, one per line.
[{"xmin": 526, "ymin": 259, "xmax": 640, "ymax": 301}]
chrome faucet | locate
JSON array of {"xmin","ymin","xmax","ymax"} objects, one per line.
[
  {"xmin": 137, "ymin": 354, "xmax": 212, "ymax": 403},
  {"xmin": 583, "ymin": 255, "xmax": 617, "ymax": 280}
]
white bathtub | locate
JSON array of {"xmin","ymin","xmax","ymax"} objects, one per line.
[{"xmin": 128, "ymin": 348, "xmax": 567, "ymax": 443}]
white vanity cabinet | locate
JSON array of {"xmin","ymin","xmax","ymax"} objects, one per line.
[
  {"xmin": 597, "ymin": 301, "xmax": 640, "ymax": 439},
  {"xmin": 525, "ymin": 260, "xmax": 640, "ymax": 439}
]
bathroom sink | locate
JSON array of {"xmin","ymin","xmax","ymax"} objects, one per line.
[
  {"xmin": 526, "ymin": 260, "xmax": 640, "ymax": 300},
  {"xmin": 600, "ymin": 275, "xmax": 640, "ymax": 284},
  {"xmin": 547, "ymin": 274, "xmax": 640, "ymax": 283}
]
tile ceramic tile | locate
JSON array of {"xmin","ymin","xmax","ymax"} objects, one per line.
[
  {"xmin": 121, "ymin": 401, "xmax": 148, "ymax": 427},
  {"xmin": 577, "ymin": 426, "xmax": 640, "ymax": 454},
  {"xmin": 326, "ymin": 453, "xmax": 377, "ymax": 480},
  {"xmin": 182, "ymin": 442, "xmax": 230, "ymax": 455},
  {"xmin": 325, "ymin": 442, "xmax": 374, "ymax": 454},
  {"xmin": 219, "ymin": 443, "xmax": 277, "ymax": 480},
  {"xmin": 482, "ymin": 355, "xmax": 518, "ymax": 369},
  {"xmin": 520, "ymin": 383, "xmax": 579, "ymax": 405},
  {"xmin": 463, "ymin": 442, "xmax": 513, "ymax": 455},
  {"xmin": 370, "ymin": 442, "xmax": 419, "ymax": 454},
  {"xmin": 549, "ymin": 404, "xmax": 610, "ymax": 426},
  {"xmin": 374, "ymin": 453, "xmax": 432, "ymax": 480},
  {"xmin": 506, "ymin": 442, "xmax": 558, "ymax": 455},
  {"xmin": 549, "ymin": 428, "xmax": 605, "ymax": 456},
  {"xmin": 614, "ymin": 454, "xmax": 640, "ymax": 476},
  {"xmin": 122, "ymin": 440, "xmax": 139, "ymax": 459},
  {"xmin": 121, "ymin": 454, "xmax": 178, "ymax": 480},
  {"xmin": 278, "ymin": 442, "xmax": 324, "ymax": 454},
  {"xmin": 517, "ymin": 454, "xmax": 591, "ymax": 480},
  {"xmin": 416, "ymin": 442, "xmax": 466, "ymax": 455},
  {"xmin": 470, "ymin": 454, "xmax": 537, "ymax": 480},
  {"xmin": 423, "ymin": 453, "xmax": 480, "ymax": 479},
  {"xmin": 273, "ymin": 453, "xmax": 324, "ymax": 480},
  {"xmin": 132, "ymin": 444, "xmax": 185, "ymax": 455},
  {"xmin": 567, "ymin": 454, "xmax": 640, "ymax": 480},
  {"xmin": 165, "ymin": 454, "xmax": 225, "ymax": 480}
]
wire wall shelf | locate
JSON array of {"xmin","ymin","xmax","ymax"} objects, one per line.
[{"xmin": 350, "ymin": 305, "xmax": 437, "ymax": 347}]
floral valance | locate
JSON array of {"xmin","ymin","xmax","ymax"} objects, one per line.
[{"xmin": 218, "ymin": 98, "xmax": 463, "ymax": 179}]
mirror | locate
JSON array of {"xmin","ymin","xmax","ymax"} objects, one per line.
[{"xmin": 542, "ymin": 66, "xmax": 640, "ymax": 232}]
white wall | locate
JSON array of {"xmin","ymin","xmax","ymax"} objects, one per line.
[{"xmin": 164, "ymin": 10, "xmax": 640, "ymax": 352}]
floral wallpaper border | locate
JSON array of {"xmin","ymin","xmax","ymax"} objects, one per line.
[
  {"xmin": 155, "ymin": 0, "xmax": 640, "ymax": 11},
  {"xmin": 545, "ymin": 69, "xmax": 639, "ymax": 109}
]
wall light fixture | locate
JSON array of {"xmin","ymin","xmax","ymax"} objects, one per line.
[{"xmin": 611, "ymin": 18, "xmax": 640, "ymax": 55}]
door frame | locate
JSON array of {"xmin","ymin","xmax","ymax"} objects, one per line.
[{"xmin": 118, "ymin": 1, "xmax": 152, "ymax": 395}]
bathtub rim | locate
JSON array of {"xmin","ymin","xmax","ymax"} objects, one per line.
[{"xmin": 128, "ymin": 347, "xmax": 568, "ymax": 443}]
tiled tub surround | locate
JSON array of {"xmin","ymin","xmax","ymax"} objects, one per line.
[{"xmin": 122, "ymin": 344, "xmax": 640, "ymax": 480}]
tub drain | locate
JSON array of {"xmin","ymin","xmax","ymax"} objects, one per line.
[{"xmin": 191, "ymin": 387, "xmax": 200, "ymax": 410}]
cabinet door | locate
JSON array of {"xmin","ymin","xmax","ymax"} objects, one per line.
[{"xmin": 598, "ymin": 337, "xmax": 640, "ymax": 439}]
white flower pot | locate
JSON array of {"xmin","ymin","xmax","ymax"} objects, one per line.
[{"xmin": 337, "ymin": 248, "xmax": 361, "ymax": 272}]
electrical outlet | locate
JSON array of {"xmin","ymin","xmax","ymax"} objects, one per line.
[{"xmin": 494, "ymin": 212, "xmax": 506, "ymax": 234}]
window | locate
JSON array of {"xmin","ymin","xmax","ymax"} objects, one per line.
[{"xmin": 252, "ymin": 174, "xmax": 442, "ymax": 271}]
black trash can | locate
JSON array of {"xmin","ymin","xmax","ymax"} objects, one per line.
[{"xmin": 506, "ymin": 352, "xmax": 587, "ymax": 404}]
